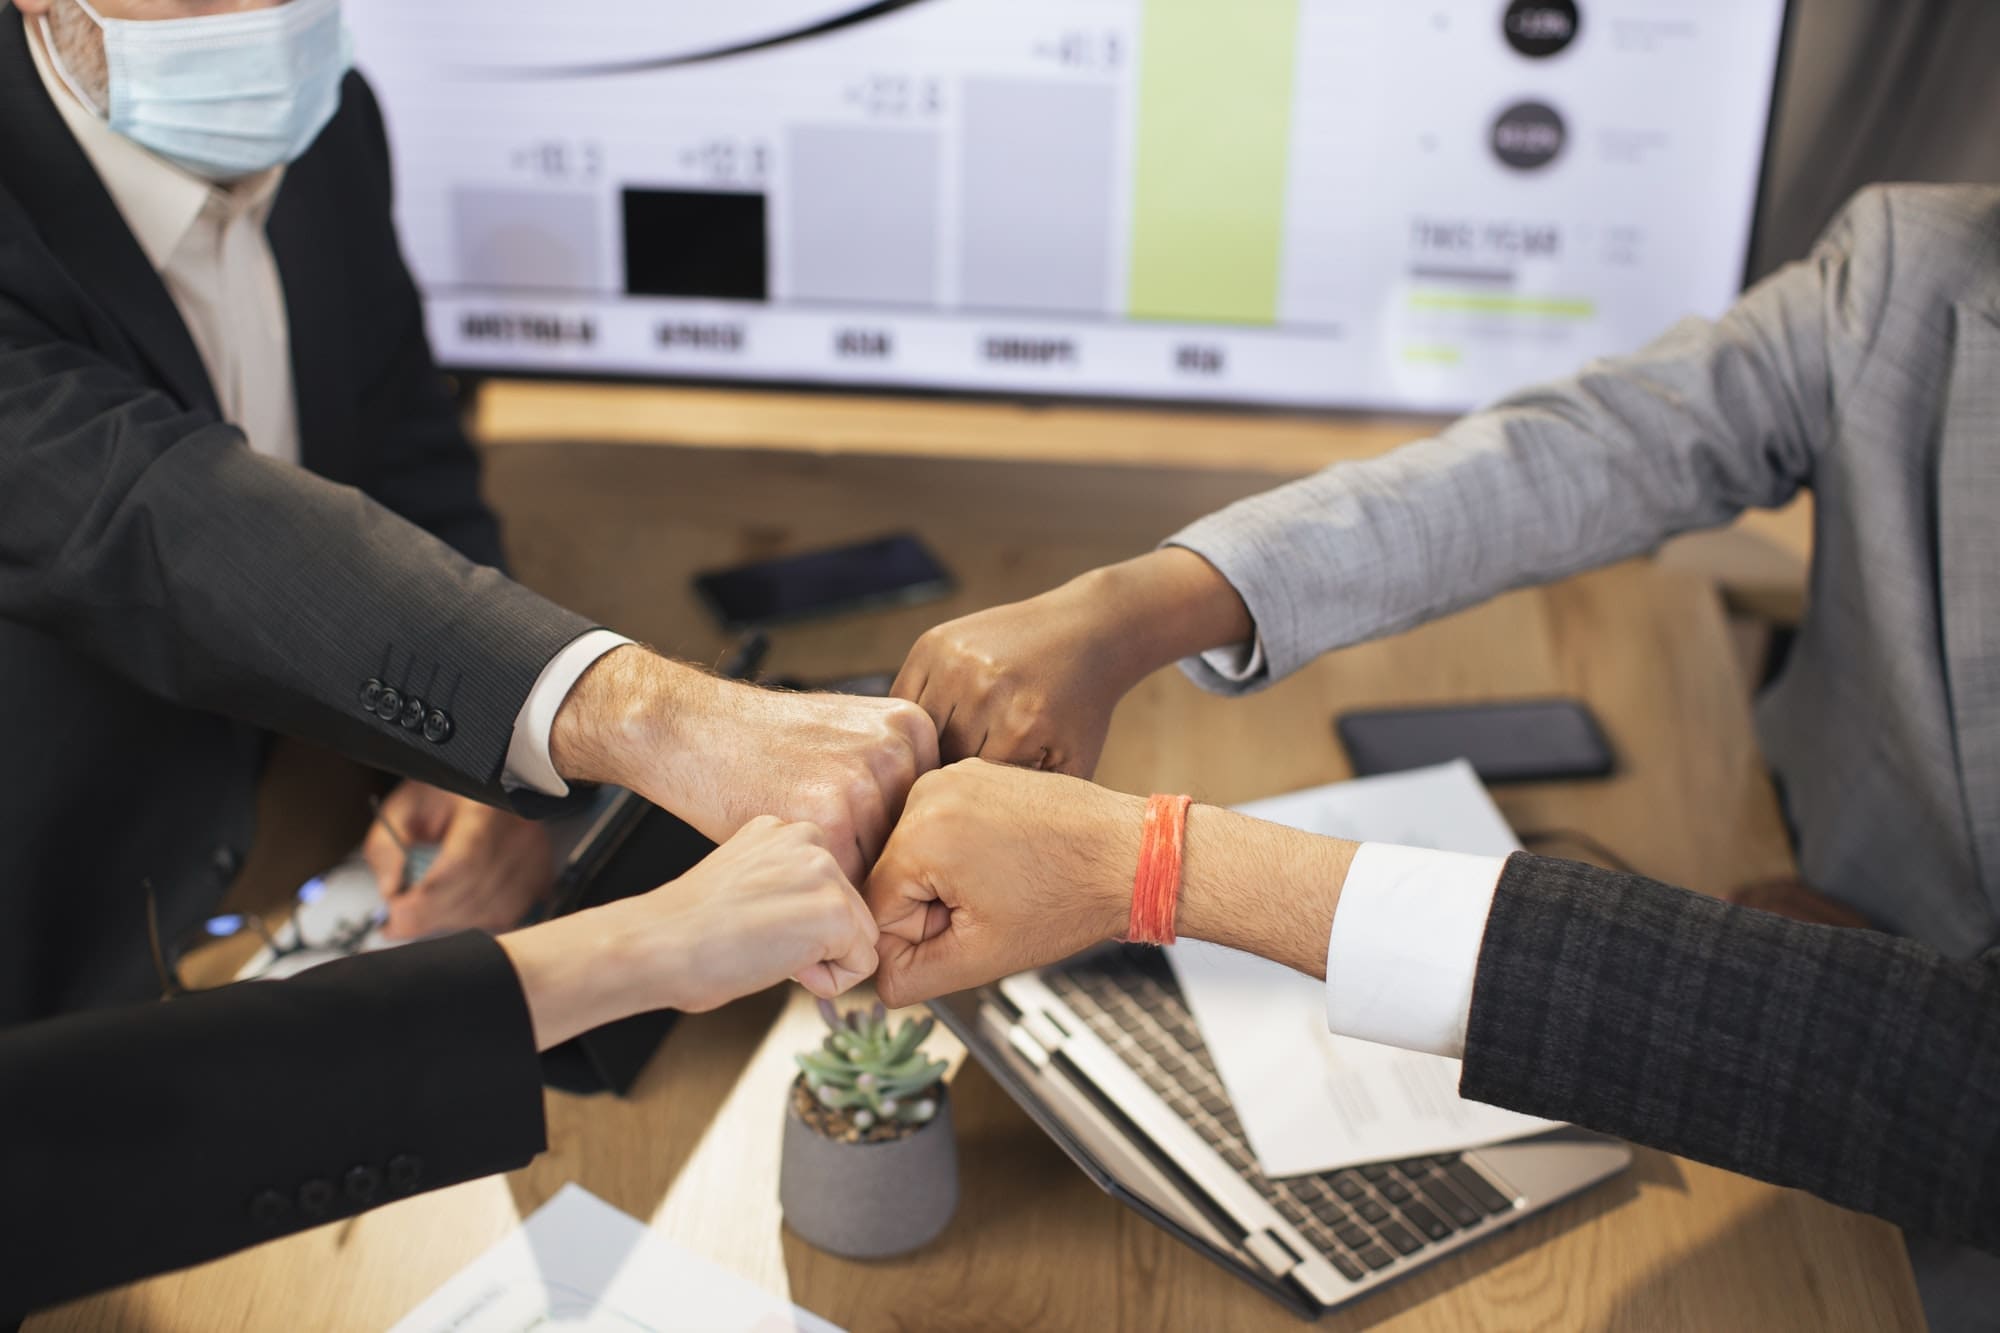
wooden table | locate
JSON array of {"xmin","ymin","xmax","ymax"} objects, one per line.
[{"xmin": 33, "ymin": 445, "xmax": 1921, "ymax": 1332}]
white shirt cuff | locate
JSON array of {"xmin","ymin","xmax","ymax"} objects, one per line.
[
  {"xmin": 1324, "ymin": 843, "xmax": 1507, "ymax": 1059},
  {"xmin": 1197, "ymin": 633, "xmax": 1268, "ymax": 683},
  {"xmin": 502, "ymin": 629, "xmax": 633, "ymax": 797}
]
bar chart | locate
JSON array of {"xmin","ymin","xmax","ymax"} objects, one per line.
[{"xmin": 345, "ymin": 0, "xmax": 1789, "ymax": 411}]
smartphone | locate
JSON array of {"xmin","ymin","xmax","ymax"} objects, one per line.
[
  {"xmin": 692, "ymin": 534, "xmax": 953, "ymax": 631},
  {"xmin": 1336, "ymin": 698, "xmax": 1614, "ymax": 784}
]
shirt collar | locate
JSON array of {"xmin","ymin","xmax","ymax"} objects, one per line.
[{"xmin": 24, "ymin": 13, "xmax": 284, "ymax": 271}]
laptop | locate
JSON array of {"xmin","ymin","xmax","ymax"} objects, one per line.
[{"xmin": 931, "ymin": 942, "xmax": 1630, "ymax": 1318}]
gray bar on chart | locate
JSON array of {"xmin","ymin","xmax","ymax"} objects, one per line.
[
  {"xmin": 959, "ymin": 78, "xmax": 1117, "ymax": 315},
  {"xmin": 452, "ymin": 186, "xmax": 603, "ymax": 292},
  {"xmin": 786, "ymin": 125, "xmax": 940, "ymax": 307}
]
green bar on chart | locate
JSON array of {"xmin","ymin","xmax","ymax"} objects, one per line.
[{"xmin": 1127, "ymin": 0, "xmax": 1299, "ymax": 325}]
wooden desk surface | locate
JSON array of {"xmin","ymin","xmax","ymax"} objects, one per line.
[{"xmin": 33, "ymin": 445, "xmax": 1919, "ymax": 1332}]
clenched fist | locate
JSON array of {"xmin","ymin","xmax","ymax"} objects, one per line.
[
  {"xmin": 551, "ymin": 646, "xmax": 940, "ymax": 882},
  {"xmin": 892, "ymin": 549, "xmax": 1254, "ymax": 776},
  {"xmin": 863, "ymin": 760, "xmax": 1144, "ymax": 1007},
  {"xmin": 863, "ymin": 760, "xmax": 1356, "ymax": 1008},
  {"xmin": 502, "ymin": 815, "xmax": 882, "ymax": 1050}
]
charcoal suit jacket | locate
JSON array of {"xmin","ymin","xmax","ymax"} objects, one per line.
[{"xmin": 0, "ymin": 8, "xmax": 592, "ymax": 1022}]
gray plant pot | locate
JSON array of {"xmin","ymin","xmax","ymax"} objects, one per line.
[{"xmin": 779, "ymin": 1079, "xmax": 958, "ymax": 1260}]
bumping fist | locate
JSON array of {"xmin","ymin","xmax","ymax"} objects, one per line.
[
  {"xmin": 892, "ymin": 549, "xmax": 1254, "ymax": 778},
  {"xmin": 863, "ymin": 760, "xmax": 1145, "ymax": 1008},
  {"xmin": 893, "ymin": 582, "xmax": 1137, "ymax": 777},
  {"xmin": 553, "ymin": 647, "xmax": 941, "ymax": 886},
  {"xmin": 660, "ymin": 680, "xmax": 940, "ymax": 883},
  {"xmin": 637, "ymin": 815, "xmax": 880, "ymax": 1011}
]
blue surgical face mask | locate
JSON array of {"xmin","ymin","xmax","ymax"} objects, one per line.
[{"xmin": 42, "ymin": 0, "xmax": 353, "ymax": 182}]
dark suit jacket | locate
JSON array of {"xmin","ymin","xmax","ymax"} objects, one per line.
[
  {"xmin": 1464, "ymin": 853, "xmax": 2000, "ymax": 1251},
  {"xmin": 0, "ymin": 931, "xmax": 547, "ymax": 1319},
  {"xmin": 0, "ymin": 9, "xmax": 592, "ymax": 1022}
]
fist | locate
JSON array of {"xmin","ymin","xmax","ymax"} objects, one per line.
[
  {"xmin": 653, "ymin": 679, "xmax": 940, "ymax": 885},
  {"xmin": 640, "ymin": 815, "xmax": 881, "ymax": 1012},
  {"xmin": 894, "ymin": 584, "xmax": 1136, "ymax": 777},
  {"xmin": 864, "ymin": 760, "xmax": 1143, "ymax": 1008}
]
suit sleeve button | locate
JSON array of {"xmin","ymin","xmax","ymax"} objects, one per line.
[
  {"xmin": 344, "ymin": 1164, "xmax": 383, "ymax": 1202},
  {"xmin": 398, "ymin": 695, "xmax": 426, "ymax": 730},
  {"xmin": 360, "ymin": 678, "xmax": 384, "ymax": 710},
  {"xmin": 422, "ymin": 710, "xmax": 454, "ymax": 744},
  {"xmin": 387, "ymin": 1153, "xmax": 424, "ymax": 1191},
  {"xmin": 249, "ymin": 1189, "xmax": 290, "ymax": 1228},
  {"xmin": 298, "ymin": 1178, "xmax": 335, "ymax": 1217},
  {"xmin": 374, "ymin": 687, "xmax": 403, "ymax": 722}
]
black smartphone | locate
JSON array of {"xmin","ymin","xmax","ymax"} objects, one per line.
[
  {"xmin": 1336, "ymin": 698, "xmax": 1614, "ymax": 784},
  {"xmin": 692, "ymin": 534, "xmax": 953, "ymax": 631}
]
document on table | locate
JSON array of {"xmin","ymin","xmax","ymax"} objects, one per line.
[
  {"xmin": 1166, "ymin": 761, "xmax": 1559, "ymax": 1178},
  {"xmin": 389, "ymin": 1185, "xmax": 842, "ymax": 1333}
]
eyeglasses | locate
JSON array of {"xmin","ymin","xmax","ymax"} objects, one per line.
[{"xmin": 146, "ymin": 796, "xmax": 441, "ymax": 995}]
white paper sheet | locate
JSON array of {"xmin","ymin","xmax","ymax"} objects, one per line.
[
  {"xmin": 390, "ymin": 1185, "xmax": 842, "ymax": 1333},
  {"xmin": 1166, "ymin": 761, "xmax": 1558, "ymax": 1177}
]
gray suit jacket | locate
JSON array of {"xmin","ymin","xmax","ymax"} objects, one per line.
[{"xmin": 1173, "ymin": 184, "xmax": 2000, "ymax": 960}]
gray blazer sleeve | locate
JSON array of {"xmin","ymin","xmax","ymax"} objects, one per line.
[
  {"xmin": 0, "ymin": 288, "xmax": 594, "ymax": 807},
  {"xmin": 1167, "ymin": 188, "xmax": 1897, "ymax": 694},
  {"xmin": 1463, "ymin": 854, "xmax": 2000, "ymax": 1250}
]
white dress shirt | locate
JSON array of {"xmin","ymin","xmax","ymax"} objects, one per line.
[
  {"xmin": 28, "ymin": 20, "xmax": 625, "ymax": 795},
  {"xmin": 1199, "ymin": 637, "xmax": 1508, "ymax": 1059}
]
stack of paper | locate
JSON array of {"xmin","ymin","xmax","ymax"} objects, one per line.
[
  {"xmin": 1166, "ymin": 761, "xmax": 1558, "ymax": 1178},
  {"xmin": 390, "ymin": 1186, "xmax": 842, "ymax": 1333}
]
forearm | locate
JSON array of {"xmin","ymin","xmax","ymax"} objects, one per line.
[
  {"xmin": 1465, "ymin": 854, "xmax": 2000, "ymax": 1248},
  {"xmin": 1159, "ymin": 804, "xmax": 1357, "ymax": 977},
  {"xmin": 1164, "ymin": 210, "xmax": 1871, "ymax": 692},
  {"xmin": 498, "ymin": 896, "xmax": 676, "ymax": 1050},
  {"xmin": 1064, "ymin": 548, "xmax": 1255, "ymax": 686},
  {"xmin": 546, "ymin": 643, "xmax": 708, "ymax": 791},
  {"xmin": 0, "ymin": 934, "xmax": 546, "ymax": 1315}
]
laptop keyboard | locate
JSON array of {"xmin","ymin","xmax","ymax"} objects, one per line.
[{"xmin": 1046, "ymin": 947, "xmax": 1518, "ymax": 1283}]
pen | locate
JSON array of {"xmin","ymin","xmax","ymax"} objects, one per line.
[{"xmin": 368, "ymin": 794, "xmax": 422, "ymax": 896}]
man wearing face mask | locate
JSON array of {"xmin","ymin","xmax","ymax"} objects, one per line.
[{"xmin": 0, "ymin": 0, "xmax": 938, "ymax": 1026}]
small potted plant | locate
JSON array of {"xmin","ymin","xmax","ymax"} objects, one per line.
[{"xmin": 779, "ymin": 999, "xmax": 957, "ymax": 1259}]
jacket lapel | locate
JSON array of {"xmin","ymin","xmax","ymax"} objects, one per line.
[
  {"xmin": 0, "ymin": 9, "xmax": 218, "ymax": 416},
  {"xmin": 267, "ymin": 122, "xmax": 359, "ymax": 487},
  {"xmin": 1937, "ymin": 300, "xmax": 2000, "ymax": 916}
]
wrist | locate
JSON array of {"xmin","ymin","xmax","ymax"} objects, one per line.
[
  {"xmin": 1175, "ymin": 808, "xmax": 1356, "ymax": 978},
  {"xmin": 499, "ymin": 911, "xmax": 626, "ymax": 1051},
  {"xmin": 549, "ymin": 645, "xmax": 714, "ymax": 797},
  {"xmin": 1074, "ymin": 549, "xmax": 1253, "ymax": 684}
]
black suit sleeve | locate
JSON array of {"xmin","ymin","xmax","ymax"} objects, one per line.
[
  {"xmin": 341, "ymin": 74, "xmax": 507, "ymax": 572},
  {"xmin": 1461, "ymin": 854, "xmax": 2000, "ymax": 1250},
  {"xmin": 0, "ymin": 932, "xmax": 547, "ymax": 1318},
  {"xmin": 0, "ymin": 279, "xmax": 593, "ymax": 806}
]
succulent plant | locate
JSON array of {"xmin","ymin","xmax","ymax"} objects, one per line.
[{"xmin": 796, "ymin": 999, "xmax": 948, "ymax": 1133}]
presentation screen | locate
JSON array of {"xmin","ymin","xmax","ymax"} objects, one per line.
[{"xmin": 344, "ymin": 0, "xmax": 1789, "ymax": 413}]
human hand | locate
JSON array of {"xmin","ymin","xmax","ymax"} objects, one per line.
[
  {"xmin": 550, "ymin": 647, "xmax": 938, "ymax": 882},
  {"xmin": 863, "ymin": 760, "xmax": 1143, "ymax": 1007},
  {"xmin": 894, "ymin": 549, "xmax": 1254, "ymax": 776},
  {"xmin": 500, "ymin": 816, "xmax": 880, "ymax": 1048},
  {"xmin": 363, "ymin": 780, "xmax": 555, "ymax": 939},
  {"xmin": 863, "ymin": 759, "xmax": 1357, "ymax": 1008}
]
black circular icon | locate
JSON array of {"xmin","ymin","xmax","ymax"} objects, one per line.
[
  {"xmin": 1503, "ymin": 0, "xmax": 1580, "ymax": 58},
  {"xmin": 1491, "ymin": 101, "xmax": 1567, "ymax": 170}
]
